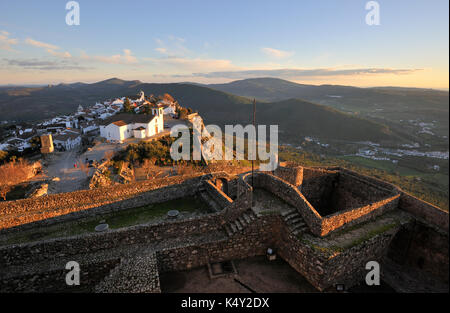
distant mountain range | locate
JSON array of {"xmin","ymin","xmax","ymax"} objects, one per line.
[
  {"xmin": 197, "ymin": 77, "xmax": 448, "ymax": 102},
  {"xmin": 194, "ymin": 77, "xmax": 449, "ymax": 146},
  {"xmin": 1, "ymin": 77, "xmax": 447, "ymax": 145},
  {"xmin": 196, "ymin": 78, "xmax": 449, "ymax": 123}
]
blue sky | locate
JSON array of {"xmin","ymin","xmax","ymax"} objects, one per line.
[{"xmin": 0, "ymin": 0, "xmax": 448, "ymax": 88}]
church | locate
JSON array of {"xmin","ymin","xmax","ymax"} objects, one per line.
[{"xmin": 99, "ymin": 106, "xmax": 164, "ymax": 143}]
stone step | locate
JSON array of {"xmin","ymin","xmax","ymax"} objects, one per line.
[
  {"xmin": 291, "ymin": 222, "xmax": 306, "ymax": 231},
  {"xmin": 293, "ymin": 226, "xmax": 309, "ymax": 235},
  {"xmin": 224, "ymin": 225, "xmax": 234, "ymax": 237},
  {"xmin": 238, "ymin": 216, "xmax": 247, "ymax": 226},
  {"xmin": 199, "ymin": 191, "xmax": 220, "ymax": 212},
  {"xmin": 281, "ymin": 208, "xmax": 297, "ymax": 217},
  {"xmin": 284, "ymin": 212, "xmax": 300, "ymax": 221},
  {"xmin": 242, "ymin": 213, "xmax": 251, "ymax": 224},
  {"xmin": 288, "ymin": 217, "xmax": 302, "ymax": 225}
]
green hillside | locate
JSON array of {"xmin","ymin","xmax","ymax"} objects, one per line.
[
  {"xmin": 0, "ymin": 78, "xmax": 403, "ymax": 144},
  {"xmin": 255, "ymin": 99, "xmax": 397, "ymax": 143}
]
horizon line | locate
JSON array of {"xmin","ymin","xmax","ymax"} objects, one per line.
[{"xmin": 0, "ymin": 77, "xmax": 448, "ymax": 92}]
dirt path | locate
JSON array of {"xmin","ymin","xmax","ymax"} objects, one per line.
[{"xmin": 44, "ymin": 150, "xmax": 89, "ymax": 194}]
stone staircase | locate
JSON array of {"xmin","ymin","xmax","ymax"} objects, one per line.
[
  {"xmin": 198, "ymin": 186, "xmax": 222, "ymax": 212},
  {"xmin": 224, "ymin": 209, "xmax": 258, "ymax": 237},
  {"xmin": 281, "ymin": 208, "xmax": 309, "ymax": 235}
]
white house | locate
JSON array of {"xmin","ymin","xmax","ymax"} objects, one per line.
[
  {"xmin": 53, "ymin": 130, "xmax": 82, "ymax": 151},
  {"xmin": 99, "ymin": 109, "xmax": 164, "ymax": 143},
  {"xmin": 156, "ymin": 100, "xmax": 177, "ymax": 115},
  {"xmin": 133, "ymin": 126, "xmax": 146, "ymax": 139}
]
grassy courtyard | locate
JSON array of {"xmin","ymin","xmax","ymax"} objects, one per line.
[{"xmin": 0, "ymin": 195, "xmax": 211, "ymax": 246}]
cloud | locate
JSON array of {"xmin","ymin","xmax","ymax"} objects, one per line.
[
  {"xmin": 154, "ymin": 36, "xmax": 190, "ymax": 57},
  {"xmin": 25, "ymin": 37, "xmax": 135, "ymax": 64},
  {"xmin": 0, "ymin": 31, "xmax": 19, "ymax": 51},
  {"xmin": 80, "ymin": 49, "xmax": 137, "ymax": 64},
  {"xmin": 25, "ymin": 38, "xmax": 59, "ymax": 50},
  {"xmin": 144, "ymin": 56, "xmax": 236, "ymax": 73},
  {"xmin": 155, "ymin": 47, "xmax": 168, "ymax": 54},
  {"xmin": 25, "ymin": 38, "xmax": 72, "ymax": 59},
  {"xmin": 3, "ymin": 58, "xmax": 90, "ymax": 71},
  {"xmin": 191, "ymin": 68, "xmax": 422, "ymax": 79},
  {"xmin": 47, "ymin": 49, "xmax": 72, "ymax": 58},
  {"xmin": 261, "ymin": 47, "xmax": 294, "ymax": 59}
]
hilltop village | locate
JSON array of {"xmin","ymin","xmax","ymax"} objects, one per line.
[
  {"xmin": 0, "ymin": 91, "xmax": 204, "ymax": 201},
  {"xmin": 0, "ymin": 91, "xmax": 181, "ymax": 153}
]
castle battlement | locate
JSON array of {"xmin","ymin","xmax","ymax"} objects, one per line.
[{"xmin": 0, "ymin": 166, "xmax": 448, "ymax": 292}]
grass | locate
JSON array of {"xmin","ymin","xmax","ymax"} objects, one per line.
[
  {"xmin": 299, "ymin": 237, "xmax": 343, "ymax": 255},
  {"xmin": 0, "ymin": 196, "xmax": 211, "ymax": 246},
  {"xmin": 342, "ymin": 223, "xmax": 398, "ymax": 250},
  {"xmin": 297, "ymin": 213, "xmax": 402, "ymax": 256}
]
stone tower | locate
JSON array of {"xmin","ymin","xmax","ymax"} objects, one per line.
[{"xmin": 40, "ymin": 134, "xmax": 54, "ymax": 154}]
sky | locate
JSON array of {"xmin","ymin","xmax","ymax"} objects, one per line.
[{"xmin": 0, "ymin": 0, "xmax": 448, "ymax": 89}]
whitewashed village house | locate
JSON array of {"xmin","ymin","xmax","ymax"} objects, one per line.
[
  {"xmin": 99, "ymin": 108, "xmax": 164, "ymax": 143},
  {"xmin": 156, "ymin": 99, "xmax": 177, "ymax": 116},
  {"xmin": 52, "ymin": 129, "xmax": 82, "ymax": 151}
]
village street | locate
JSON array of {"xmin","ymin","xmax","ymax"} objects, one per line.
[
  {"xmin": 41, "ymin": 116, "xmax": 186, "ymax": 195},
  {"xmin": 44, "ymin": 149, "xmax": 89, "ymax": 194}
]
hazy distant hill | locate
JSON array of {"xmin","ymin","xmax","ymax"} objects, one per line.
[
  {"xmin": 201, "ymin": 78, "xmax": 449, "ymax": 109},
  {"xmin": 0, "ymin": 78, "xmax": 142, "ymax": 121},
  {"xmin": 0, "ymin": 77, "xmax": 410, "ymax": 143},
  {"xmin": 254, "ymin": 99, "xmax": 397, "ymax": 143},
  {"xmin": 198, "ymin": 77, "xmax": 449, "ymax": 145}
]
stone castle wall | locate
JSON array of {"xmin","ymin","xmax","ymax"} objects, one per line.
[
  {"xmin": 273, "ymin": 166, "xmax": 303, "ymax": 186},
  {"xmin": 0, "ymin": 165, "xmax": 448, "ymax": 292},
  {"xmin": 245, "ymin": 170, "xmax": 399, "ymax": 237},
  {"xmin": 0, "ymin": 174, "xmax": 207, "ymax": 230},
  {"xmin": 398, "ymin": 192, "xmax": 449, "ymax": 232},
  {"xmin": 0, "ymin": 210, "xmax": 403, "ymax": 292},
  {"xmin": 0, "ymin": 174, "xmax": 207, "ymax": 236}
]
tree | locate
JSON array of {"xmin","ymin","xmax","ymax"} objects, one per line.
[
  {"xmin": 103, "ymin": 150, "xmax": 114, "ymax": 162},
  {"xmin": 0, "ymin": 159, "xmax": 34, "ymax": 200},
  {"xmin": 77, "ymin": 158, "xmax": 90, "ymax": 177},
  {"xmin": 29, "ymin": 136, "xmax": 41, "ymax": 151},
  {"xmin": 123, "ymin": 97, "xmax": 133, "ymax": 113},
  {"xmin": 0, "ymin": 150, "xmax": 8, "ymax": 163},
  {"xmin": 162, "ymin": 93, "xmax": 175, "ymax": 102}
]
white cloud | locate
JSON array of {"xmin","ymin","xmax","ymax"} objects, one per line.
[
  {"xmin": 0, "ymin": 30, "xmax": 19, "ymax": 51},
  {"xmin": 47, "ymin": 49, "xmax": 72, "ymax": 58},
  {"xmin": 155, "ymin": 47, "xmax": 168, "ymax": 54},
  {"xmin": 80, "ymin": 49, "xmax": 138, "ymax": 64},
  {"xmin": 261, "ymin": 47, "xmax": 294, "ymax": 59},
  {"xmin": 25, "ymin": 38, "xmax": 72, "ymax": 59},
  {"xmin": 154, "ymin": 36, "xmax": 190, "ymax": 57},
  {"xmin": 144, "ymin": 56, "xmax": 237, "ymax": 73},
  {"xmin": 190, "ymin": 67, "xmax": 422, "ymax": 79},
  {"xmin": 25, "ymin": 38, "xmax": 59, "ymax": 50}
]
